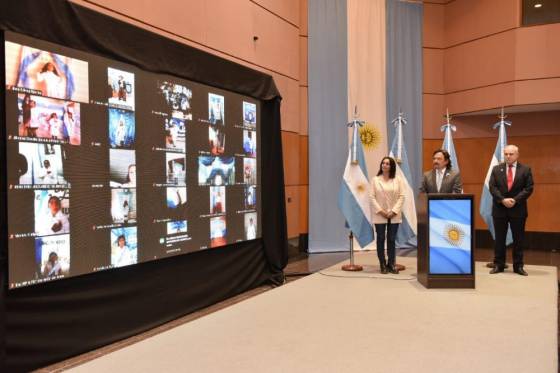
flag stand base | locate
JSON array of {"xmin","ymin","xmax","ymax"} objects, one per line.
[
  {"xmin": 342, "ymin": 231, "xmax": 363, "ymax": 272},
  {"xmin": 342, "ymin": 264, "xmax": 363, "ymax": 271},
  {"xmin": 395, "ymin": 264, "xmax": 406, "ymax": 271}
]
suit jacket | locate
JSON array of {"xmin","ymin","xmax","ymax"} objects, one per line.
[
  {"xmin": 489, "ymin": 162, "xmax": 533, "ymax": 218},
  {"xmin": 369, "ymin": 175, "xmax": 405, "ymax": 224},
  {"xmin": 419, "ymin": 169, "xmax": 462, "ymax": 194}
]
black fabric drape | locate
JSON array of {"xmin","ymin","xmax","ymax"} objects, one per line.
[
  {"xmin": 0, "ymin": 30, "xmax": 7, "ymax": 373},
  {"xmin": 0, "ymin": 1, "xmax": 288, "ymax": 371}
]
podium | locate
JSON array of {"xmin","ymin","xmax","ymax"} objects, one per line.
[{"xmin": 417, "ymin": 193, "xmax": 475, "ymax": 289}]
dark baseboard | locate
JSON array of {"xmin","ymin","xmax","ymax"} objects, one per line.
[{"xmin": 476, "ymin": 230, "xmax": 560, "ymax": 251}]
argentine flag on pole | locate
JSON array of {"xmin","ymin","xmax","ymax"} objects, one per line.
[
  {"xmin": 388, "ymin": 112, "xmax": 417, "ymax": 248},
  {"xmin": 337, "ymin": 121, "xmax": 374, "ymax": 248},
  {"xmin": 441, "ymin": 109, "xmax": 460, "ymax": 173},
  {"xmin": 479, "ymin": 109, "xmax": 513, "ymax": 244}
]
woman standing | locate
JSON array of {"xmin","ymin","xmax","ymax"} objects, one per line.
[{"xmin": 369, "ymin": 157, "xmax": 405, "ymax": 274}]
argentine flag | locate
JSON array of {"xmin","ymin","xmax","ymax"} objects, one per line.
[
  {"xmin": 479, "ymin": 122, "xmax": 513, "ymax": 244},
  {"xmin": 389, "ymin": 137, "xmax": 417, "ymax": 248},
  {"xmin": 337, "ymin": 134, "xmax": 374, "ymax": 248},
  {"xmin": 429, "ymin": 199, "xmax": 472, "ymax": 274},
  {"xmin": 442, "ymin": 124, "xmax": 460, "ymax": 173}
]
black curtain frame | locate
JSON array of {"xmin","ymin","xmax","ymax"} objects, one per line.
[{"xmin": 0, "ymin": 1, "xmax": 288, "ymax": 371}]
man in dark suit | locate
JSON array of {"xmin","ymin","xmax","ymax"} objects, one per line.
[
  {"xmin": 489, "ymin": 144, "xmax": 533, "ymax": 276},
  {"xmin": 419, "ymin": 149, "xmax": 462, "ymax": 194}
]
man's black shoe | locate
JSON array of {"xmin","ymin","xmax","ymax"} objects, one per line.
[{"xmin": 490, "ymin": 266, "xmax": 504, "ymax": 274}]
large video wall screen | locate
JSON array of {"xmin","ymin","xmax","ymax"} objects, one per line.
[{"xmin": 4, "ymin": 31, "xmax": 261, "ymax": 289}]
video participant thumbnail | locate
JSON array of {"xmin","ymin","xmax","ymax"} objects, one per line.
[
  {"xmin": 107, "ymin": 67, "xmax": 135, "ymax": 111},
  {"xmin": 110, "ymin": 226, "xmax": 138, "ymax": 268},
  {"xmin": 243, "ymin": 101, "xmax": 256, "ymax": 128},
  {"xmin": 165, "ymin": 118, "xmax": 186, "ymax": 152},
  {"xmin": 244, "ymin": 212, "xmax": 257, "ymax": 240},
  {"xmin": 243, "ymin": 130, "xmax": 256, "ymax": 157},
  {"xmin": 244, "ymin": 185, "xmax": 256, "ymax": 210},
  {"xmin": 35, "ymin": 234, "xmax": 70, "ymax": 279},
  {"xmin": 158, "ymin": 80, "xmax": 192, "ymax": 120},
  {"xmin": 166, "ymin": 187, "xmax": 187, "ymax": 209},
  {"xmin": 111, "ymin": 189, "xmax": 137, "ymax": 224},
  {"xmin": 17, "ymin": 94, "xmax": 81, "ymax": 144},
  {"xmin": 209, "ymin": 125, "xmax": 225, "ymax": 155},
  {"xmin": 167, "ymin": 220, "xmax": 187, "ymax": 235},
  {"xmin": 210, "ymin": 216, "xmax": 226, "ymax": 248},
  {"xmin": 198, "ymin": 156, "xmax": 235, "ymax": 186},
  {"xmin": 166, "ymin": 153, "xmax": 186, "ymax": 186},
  {"xmin": 108, "ymin": 108, "xmax": 135, "ymax": 148},
  {"xmin": 243, "ymin": 158, "xmax": 257, "ymax": 185},
  {"xmin": 208, "ymin": 93, "xmax": 224, "ymax": 125},
  {"xmin": 34, "ymin": 189, "xmax": 70, "ymax": 236},
  {"xmin": 109, "ymin": 149, "xmax": 136, "ymax": 188},
  {"xmin": 210, "ymin": 186, "xmax": 226, "ymax": 214},
  {"xmin": 17, "ymin": 142, "xmax": 67, "ymax": 186},
  {"xmin": 5, "ymin": 40, "xmax": 90, "ymax": 103}
]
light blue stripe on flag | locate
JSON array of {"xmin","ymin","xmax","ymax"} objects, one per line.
[
  {"xmin": 337, "ymin": 134, "xmax": 374, "ymax": 248},
  {"xmin": 480, "ymin": 124, "xmax": 513, "ymax": 244}
]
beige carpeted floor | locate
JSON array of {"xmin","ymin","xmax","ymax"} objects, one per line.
[{"xmin": 69, "ymin": 253, "xmax": 558, "ymax": 373}]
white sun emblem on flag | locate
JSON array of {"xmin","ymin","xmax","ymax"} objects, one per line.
[{"xmin": 444, "ymin": 224, "xmax": 465, "ymax": 247}]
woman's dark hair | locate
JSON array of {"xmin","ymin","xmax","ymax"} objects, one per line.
[
  {"xmin": 41, "ymin": 62, "xmax": 60, "ymax": 76},
  {"xmin": 126, "ymin": 164, "xmax": 135, "ymax": 183},
  {"xmin": 117, "ymin": 235, "xmax": 126, "ymax": 243},
  {"xmin": 376, "ymin": 156, "xmax": 397, "ymax": 178},
  {"xmin": 433, "ymin": 149, "xmax": 452, "ymax": 170}
]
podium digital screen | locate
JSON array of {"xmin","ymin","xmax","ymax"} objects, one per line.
[
  {"xmin": 428, "ymin": 199, "xmax": 472, "ymax": 275},
  {"xmin": 5, "ymin": 31, "xmax": 261, "ymax": 289}
]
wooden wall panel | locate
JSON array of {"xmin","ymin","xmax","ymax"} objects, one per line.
[
  {"xmin": 300, "ymin": 0, "xmax": 308, "ymax": 36},
  {"xmin": 515, "ymin": 23, "xmax": 560, "ymax": 80},
  {"xmin": 299, "ymin": 185, "xmax": 308, "ymax": 234},
  {"xmin": 282, "ymin": 131, "xmax": 300, "ymax": 186},
  {"xmin": 423, "ymin": 93, "xmax": 445, "ymax": 139},
  {"xmin": 253, "ymin": 0, "xmax": 300, "ymax": 26},
  {"xmin": 299, "ymin": 36, "xmax": 308, "ymax": 86},
  {"xmin": 285, "ymin": 185, "xmax": 300, "ymax": 238},
  {"xmin": 252, "ymin": 3, "xmax": 300, "ymax": 79},
  {"xmin": 423, "ymin": 3, "xmax": 444, "ymax": 48},
  {"xmin": 423, "ymin": 48, "xmax": 444, "ymax": 94},
  {"xmin": 444, "ymin": 30, "xmax": 516, "ymax": 94},
  {"xmin": 299, "ymin": 135, "xmax": 308, "ymax": 185},
  {"xmin": 299, "ymin": 86, "xmax": 308, "ymax": 135},
  {"xmin": 444, "ymin": 0, "xmax": 519, "ymax": 47}
]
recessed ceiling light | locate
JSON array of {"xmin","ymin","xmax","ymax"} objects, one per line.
[{"xmin": 534, "ymin": 3, "xmax": 543, "ymax": 8}]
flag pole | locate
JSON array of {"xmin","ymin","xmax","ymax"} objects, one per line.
[
  {"xmin": 342, "ymin": 231, "xmax": 363, "ymax": 271},
  {"xmin": 342, "ymin": 106, "xmax": 364, "ymax": 272}
]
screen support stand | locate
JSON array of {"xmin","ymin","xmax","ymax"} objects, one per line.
[{"xmin": 342, "ymin": 231, "xmax": 363, "ymax": 271}]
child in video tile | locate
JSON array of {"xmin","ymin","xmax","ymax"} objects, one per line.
[
  {"xmin": 48, "ymin": 113, "xmax": 62, "ymax": 139},
  {"xmin": 36, "ymin": 62, "xmax": 63, "ymax": 98},
  {"xmin": 37, "ymin": 160, "xmax": 58, "ymax": 184},
  {"xmin": 247, "ymin": 218, "xmax": 256, "ymax": 240},
  {"xmin": 43, "ymin": 252, "xmax": 62, "ymax": 277},
  {"xmin": 113, "ymin": 235, "xmax": 135, "ymax": 267},
  {"xmin": 38, "ymin": 196, "xmax": 69, "ymax": 235}
]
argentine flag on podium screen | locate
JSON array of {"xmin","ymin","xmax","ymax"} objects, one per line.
[
  {"xmin": 480, "ymin": 111, "xmax": 513, "ymax": 244},
  {"xmin": 337, "ymin": 131, "xmax": 374, "ymax": 248},
  {"xmin": 429, "ymin": 199, "xmax": 472, "ymax": 274}
]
